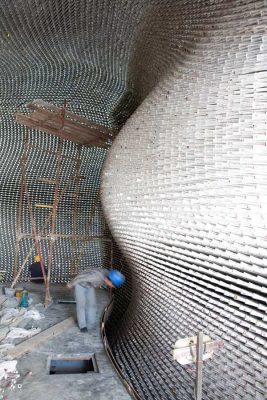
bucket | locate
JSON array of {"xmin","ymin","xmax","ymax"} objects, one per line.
[
  {"xmin": 20, "ymin": 290, "xmax": 29, "ymax": 308},
  {"xmin": 15, "ymin": 288, "xmax": 24, "ymax": 299},
  {"xmin": 4, "ymin": 287, "xmax": 16, "ymax": 297}
]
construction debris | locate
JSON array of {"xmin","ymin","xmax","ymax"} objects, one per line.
[
  {"xmin": 0, "ymin": 329, "xmax": 9, "ymax": 343},
  {"xmin": 0, "ymin": 359, "xmax": 20, "ymax": 399},
  {"xmin": 0, "ymin": 289, "xmax": 45, "ymax": 347},
  {"xmin": 7, "ymin": 317, "xmax": 75, "ymax": 359},
  {"xmin": 0, "ymin": 309, "xmax": 20, "ymax": 326},
  {"xmin": 0, "ymin": 344, "xmax": 14, "ymax": 356},
  {"xmin": 0, "ymin": 360, "xmax": 18, "ymax": 381},
  {"xmin": 5, "ymin": 328, "xmax": 41, "ymax": 342},
  {"xmin": 0, "ymin": 290, "xmax": 46, "ymax": 397}
]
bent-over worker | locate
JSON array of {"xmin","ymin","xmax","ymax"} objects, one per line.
[{"xmin": 67, "ymin": 268, "xmax": 125, "ymax": 332}]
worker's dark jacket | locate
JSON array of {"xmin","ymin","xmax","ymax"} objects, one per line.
[{"xmin": 29, "ymin": 262, "xmax": 47, "ymax": 284}]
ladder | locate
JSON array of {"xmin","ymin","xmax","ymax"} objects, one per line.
[
  {"xmin": 12, "ymin": 128, "xmax": 83, "ymax": 306},
  {"xmin": 12, "ymin": 102, "xmax": 113, "ymax": 306}
]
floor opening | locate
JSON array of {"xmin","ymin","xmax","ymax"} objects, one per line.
[{"xmin": 48, "ymin": 354, "xmax": 98, "ymax": 374}]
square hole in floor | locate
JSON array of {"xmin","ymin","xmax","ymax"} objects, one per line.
[{"xmin": 48, "ymin": 354, "xmax": 99, "ymax": 375}]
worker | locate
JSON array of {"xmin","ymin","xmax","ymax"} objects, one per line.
[
  {"xmin": 28, "ymin": 255, "xmax": 47, "ymax": 284},
  {"xmin": 67, "ymin": 268, "xmax": 125, "ymax": 332}
]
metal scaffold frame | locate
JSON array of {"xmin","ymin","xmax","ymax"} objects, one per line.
[{"xmin": 12, "ymin": 102, "xmax": 113, "ymax": 306}]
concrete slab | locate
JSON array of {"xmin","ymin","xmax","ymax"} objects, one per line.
[{"xmin": 5, "ymin": 284, "xmax": 131, "ymax": 400}]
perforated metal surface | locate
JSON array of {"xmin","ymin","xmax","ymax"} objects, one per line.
[
  {"xmin": 101, "ymin": 1, "xmax": 267, "ymax": 399},
  {"xmin": 1, "ymin": 1, "xmax": 267, "ymax": 399},
  {"xmin": 0, "ymin": 0, "xmax": 130, "ymax": 282}
]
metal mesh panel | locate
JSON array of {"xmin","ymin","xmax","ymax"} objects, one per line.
[
  {"xmin": 101, "ymin": 1, "xmax": 267, "ymax": 399},
  {"xmin": 1, "ymin": 0, "xmax": 267, "ymax": 399},
  {"xmin": 0, "ymin": 0, "xmax": 131, "ymax": 281}
]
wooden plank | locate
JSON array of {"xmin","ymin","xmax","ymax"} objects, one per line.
[
  {"xmin": 27, "ymin": 109, "xmax": 108, "ymax": 142},
  {"xmin": 27, "ymin": 99, "xmax": 114, "ymax": 136},
  {"xmin": 15, "ymin": 99, "xmax": 114, "ymax": 147},
  {"xmin": 16, "ymin": 114, "xmax": 107, "ymax": 146},
  {"xmin": 8, "ymin": 317, "xmax": 75, "ymax": 358},
  {"xmin": 16, "ymin": 114, "xmax": 80, "ymax": 142},
  {"xmin": 16, "ymin": 114, "xmax": 100, "ymax": 143},
  {"xmin": 35, "ymin": 204, "xmax": 54, "ymax": 209},
  {"xmin": 31, "ymin": 108, "xmax": 110, "ymax": 141}
]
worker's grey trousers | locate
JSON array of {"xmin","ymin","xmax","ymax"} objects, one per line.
[{"xmin": 74, "ymin": 284, "xmax": 97, "ymax": 330}]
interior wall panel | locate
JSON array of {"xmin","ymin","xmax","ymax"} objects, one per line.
[
  {"xmin": 0, "ymin": 1, "xmax": 267, "ymax": 398},
  {"xmin": 101, "ymin": 1, "xmax": 267, "ymax": 399}
]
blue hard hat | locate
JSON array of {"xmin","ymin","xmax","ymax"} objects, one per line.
[{"xmin": 108, "ymin": 270, "xmax": 125, "ymax": 288}]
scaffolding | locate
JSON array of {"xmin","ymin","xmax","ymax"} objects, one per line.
[{"xmin": 12, "ymin": 101, "xmax": 113, "ymax": 306}]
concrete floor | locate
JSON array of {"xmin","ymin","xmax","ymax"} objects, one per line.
[{"xmin": 6, "ymin": 284, "xmax": 131, "ymax": 400}]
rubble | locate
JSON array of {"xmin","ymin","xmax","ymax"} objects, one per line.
[{"xmin": 0, "ymin": 289, "xmax": 45, "ymax": 397}]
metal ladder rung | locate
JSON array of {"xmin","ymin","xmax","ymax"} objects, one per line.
[{"xmin": 35, "ymin": 204, "xmax": 54, "ymax": 209}]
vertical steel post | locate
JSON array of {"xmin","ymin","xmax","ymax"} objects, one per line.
[{"xmin": 195, "ymin": 332, "xmax": 203, "ymax": 400}]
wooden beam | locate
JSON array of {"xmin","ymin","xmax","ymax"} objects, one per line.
[
  {"xmin": 16, "ymin": 114, "xmax": 108, "ymax": 147},
  {"xmin": 30, "ymin": 108, "xmax": 109, "ymax": 141},
  {"xmin": 7, "ymin": 318, "xmax": 75, "ymax": 358},
  {"xmin": 15, "ymin": 99, "xmax": 114, "ymax": 148},
  {"xmin": 35, "ymin": 204, "xmax": 54, "ymax": 209},
  {"xmin": 28, "ymin": 99, "xmax": 112, "ymax": 136},
  {"xmin": 24, "ymin": 109, "xmax": 108, "ymax": 142}
]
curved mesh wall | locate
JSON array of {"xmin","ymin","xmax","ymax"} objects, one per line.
[
  {"xmin": 101, "ymin": 1, "xmax": 267, "ymax": 399},
  {"xmin": 1, "ymin": 0, "xmax": 267, "ymax": 399},
  {"xmin": 0, "ymin": 0, "xmax": 138, "ymax": 281}
]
